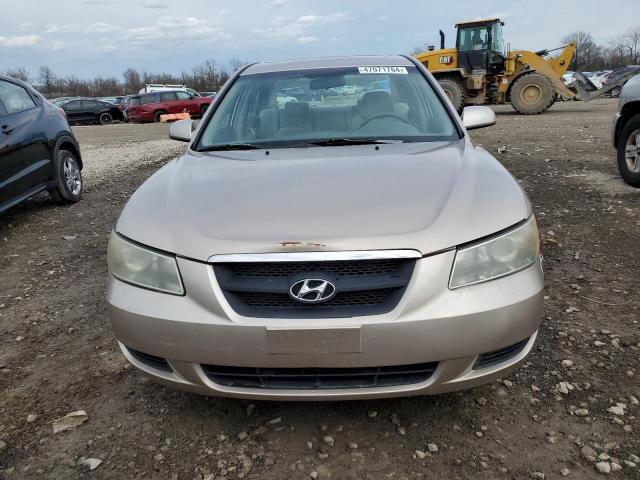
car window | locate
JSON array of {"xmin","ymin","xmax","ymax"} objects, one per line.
[
  {"xmin": 0, "ymin": 80, "xmax": 37, "ymax": 115},
  {"xmin": 197, "ymin": 66, "xmax": 459, "ymax": 150},
  {"xmin": 82, "ymin": 100, "xmax": 97, "ymax": 109},
  {"xmin": 160, "ymin": 92, "xmax": 177, "ymax": 102},
  {"xmin": 141, "ymin": 94, "xmax": 158, "ymax": 104},
  {"xmin": 65, "ymin": 100, "xmax": 83, "ymax": 110},
  {"xmin": 176, "ymin": 91, "xmax": 191, "ymax": 100},
  {"xmin": 129, "ymin": 97, "xmax": 141, "ymax": 106}
]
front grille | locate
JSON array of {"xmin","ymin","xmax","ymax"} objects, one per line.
[
  {"xmin": 474, "ymin": 338, "xmax": 530, "ymax": 370},
  {"xmin": 212, "ymin": 256, "xmax": 416, "ymax": 318},
  {"xmin": 236, "ymin": 288, "xmax": 396, "ymax": 308},
  {"xmin": 230, "ymin": 260, "xmax": 402, "ymax": 278},
  {"xmin": 202, "ymin": 362, "xmax": 438, "ymax": 389},
  {"xmin": 127, "ymin": 347, "xmax": 172, "ymax": 373}
]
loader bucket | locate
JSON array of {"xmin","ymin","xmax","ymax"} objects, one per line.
[{"xmin": 571, "ymin": 71, "xmax": 640, "ymax": 101}]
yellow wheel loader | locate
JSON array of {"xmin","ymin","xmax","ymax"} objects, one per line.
[{"xmin": 414, "ymin": 18, "xmax": 636, "ymax": 114}]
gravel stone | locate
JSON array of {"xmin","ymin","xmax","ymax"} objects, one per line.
[{"xmin": 595, "ymin": 461, "xmax": 611, "ymax": 474}]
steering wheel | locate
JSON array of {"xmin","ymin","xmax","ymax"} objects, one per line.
[{"xmin": 359, "ymin": 112, "xmax": 411, "ymax": 129}]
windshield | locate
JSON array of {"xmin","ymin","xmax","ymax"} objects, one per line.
[{"xmin": 196, "ymin": 66, "xmax": 459, "ymax": 150}]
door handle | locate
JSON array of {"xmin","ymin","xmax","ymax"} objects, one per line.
[{"xmin": 1, "ymin": 124, "xmax": 14, "ymax": 135}]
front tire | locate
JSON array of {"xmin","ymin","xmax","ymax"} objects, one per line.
[
  {"xmin": 99, "ymin": 112, "xmax": 113, "ymax": 125},
  {"xmin": 437, "ymin": 78, "xmax": 465, "ymax": 113},
  {"xmin": 617, "ymin": 114, "xmax": 640, "ymax": 187},
  {"xmin": 200, "ymin": 104, "xmax": 208, "ymax": 117},
  {"xmin": 49, "ymin": 150, "xmax": 83, "ymax": 204},
  {"xmin": 510, "ymin": 73, "xmax": 555, "ymax": 115},
  {"xmin": 610, "ymin": 86, "xmax": 621, "ymax": 98}
]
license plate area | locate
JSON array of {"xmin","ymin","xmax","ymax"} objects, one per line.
[{"xmin": 266, "ymin": 326, "xmax": 362, "ymax": 354}]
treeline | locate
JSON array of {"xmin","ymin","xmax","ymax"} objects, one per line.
[
  {"xmin": 2, "ymin": 59, "xmax": 245, "ymax": 98},
  {"xmin": 563, "ymin": 27, "xmax": 640, "ymax": 71}
]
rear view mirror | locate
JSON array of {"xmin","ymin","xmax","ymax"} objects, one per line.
[
  {"xmin": 462, "ymin": 106, "xmax": 496, "ymax": 130},
  {"xmin": 169, "ymin": 119, "xmax": 194, "ymax": 142},
  {"xmin": 310, "ymin": 76, "xmax": 346, "ymax": 90}
]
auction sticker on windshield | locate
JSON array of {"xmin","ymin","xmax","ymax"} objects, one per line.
[{"xmin": 358, "ymin": 66, "xmax": 408, "ymax": 74}]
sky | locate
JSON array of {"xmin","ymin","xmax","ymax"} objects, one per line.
[{"xmin": 0, "ymin": 0, "xmax": 638, "ymax": 80}]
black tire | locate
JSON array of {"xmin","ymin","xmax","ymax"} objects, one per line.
[
  {"xmin": 200, "ymin": 104, "xmax": 208, "ymax": 117},
  {"xmin": 437, "ymin": 78, "xmax": 465, "ymax": 112},
  {"xmin": 610, "ymin": 86, "xmax": 621, "ymax": 98},
  {"xmin": 153, "ymin": 110, "xmax": 167, "ymax": 123},
  {"xmin": 510, "ymin": 73, "xmax": 555, "ymax": 115},
  {"xmin": 49, "ymin": 149, "xmax": 82, "ymax": 204},
  {"xmin": 99, "ymin": 112, "xmax": 113, "ymax": 125},
  {"xmin": 616, "ymin": 114, "xmax": 640, "ymax": 187}
]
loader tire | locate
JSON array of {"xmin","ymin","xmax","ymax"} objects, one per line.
[
  {"xmin": 510, "ymin": 73, "xmax": 555, "ymax": 115},
  {"xmin": 437, "ymin": 78, "xmax": 465, "ymax": 113}
]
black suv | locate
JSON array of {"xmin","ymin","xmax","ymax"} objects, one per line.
[
  {"xmin": 0, "ymin": 75, "xmax": 83, "ymax": 214},
  {"xmin": 60, "ymin": 98, "xmax": 123, "ymax": 125}
]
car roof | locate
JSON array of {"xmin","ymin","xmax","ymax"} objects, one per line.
[{"xmin": 242, "ymin": 55, "xmax": 414, "ymax": 75}]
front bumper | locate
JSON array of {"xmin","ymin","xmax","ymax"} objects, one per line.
[{"xmin": 107, "ymin": 251, "xmax": 544, "ymax": 400}]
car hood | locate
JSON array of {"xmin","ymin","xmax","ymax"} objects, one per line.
[{"xmin": 116, "ymin": 140, "xmax": 531, "ymax": 261}]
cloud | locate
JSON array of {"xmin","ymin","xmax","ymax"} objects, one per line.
[
  {"xmin": 297, "ymin": 12, "xmax": 352, "ymax": 25},
  {"xmin": 297, "ymin": 36, "xmax": 320, "ymax": 44},
  {"xmin": 144, "ymin": 0, "xmax": 168, "ymax": 8},
  {"xmin": 252, "ymin": 11, "xmax": 352, "ymax": 41},
  {"xmin": 267, "ymin": 0, "xmax": 286, "ymax": 8},
  {"xmin": 45, "ymin": 22, "xmax": 120, "ymax": 35},
  {"xmin": 123, "ymin": 17, "xmax": 230, "ymax": 47},
  {"xmin": 0, "ymin": 35, "xmax": 41, "ymax": 47}
]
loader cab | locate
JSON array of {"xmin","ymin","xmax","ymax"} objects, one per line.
[{"xmin": 456, "ymin": 18, "xmax": 505, "ymax": 75}]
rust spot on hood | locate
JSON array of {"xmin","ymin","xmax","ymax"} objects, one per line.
[{"xmin": 280, "ymin": 241, "xmax": 326, "ymax": 248}]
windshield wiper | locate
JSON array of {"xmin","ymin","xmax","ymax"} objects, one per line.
[
  {"xmin": 306, "ymin": 138, "xmax": 402, "ymax": 147},
  {"xmin": 198, "ymin": 143, "xmax": 264, "ymax": 152}
]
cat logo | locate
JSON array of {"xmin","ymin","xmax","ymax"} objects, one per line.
[{"xmin": 439, "ymin": 56, "xmax": 453, "ymax": 65}]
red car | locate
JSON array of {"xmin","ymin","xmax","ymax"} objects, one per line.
[{"xmin": 126, "ymin": 91, "xmax": 212, "ymax": 123}]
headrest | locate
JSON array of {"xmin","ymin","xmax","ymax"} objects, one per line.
[
  {"xmin": 359, "ymin": 91, "xmax": 394, "ymax": 117},
  {"xmin": 284, "ymin": 101, "xmax": 309, "ymax": 115}
]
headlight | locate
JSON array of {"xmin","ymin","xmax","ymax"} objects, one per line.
[
  {"xmin": 107, "ymin": 232, "xmax": 184, "ymax": 295},
  {"xmin": 449, "ymin": 216, "xmax": 540, "ymax": 289}
]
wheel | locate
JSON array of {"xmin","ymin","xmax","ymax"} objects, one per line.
[
  {"xmin": 200, "ymin": 105, "xmax": 208, "ymax": 117},
  {"xmin": 99, "ymin": 112, "xmax": 113, "ymax": 125},
  {"xmin": 437, "ymin": 78, "xmax": 465, "ymax": 113},
  {"xmin": 49, "ymin": 149, "xmax": 82, "ymax": 204},
  {"xmin": 610, "ymin": 86, "xmax": 621, "ymax": 98},
  {"xmin": 616, "ymin": 114, "xmax": 640, "ymax": 187},
  {"xmin": 153, "ymin": 110, "xmax": 167, "ymax": 123},
  {"xmin": 509, "ymin": 73, "xmax": 555, "ymax": 115}
]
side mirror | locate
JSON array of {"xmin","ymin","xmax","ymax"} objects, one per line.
[
  {"xmin": 462, "ymin": 106, "xmax": 496, "ymax": 130},
  {"xmin": 169, "ymin": 119, "xmax": 194, "ymax": 142}
]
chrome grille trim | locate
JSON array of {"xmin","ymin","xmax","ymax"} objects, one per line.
[{"xmin": 208, "ymin": 249, "xmax": 422, "ymax": 263}]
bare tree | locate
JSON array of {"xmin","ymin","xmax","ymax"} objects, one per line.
[
  {"xmin": 5, "ymin": 67, "xmax": 31, "ymax": 83},
  {"xmin": 38, "ymin": 66, "xmax": 57, "ymax": 96},
  {"xmin": 562, "ymin": 31, "xmax": 598, "ymax": 71},
  {"xmin": 614, "ymin": 26, "xmax": 640, "ymax": 65},
  {"xmin": 122, "ymin": 68, "xmax": 142, "ymax": 93}
]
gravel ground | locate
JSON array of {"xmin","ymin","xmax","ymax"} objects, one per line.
[{"xmin": 0, "ymin": 99, "xmax": 639, "ymax": 480}]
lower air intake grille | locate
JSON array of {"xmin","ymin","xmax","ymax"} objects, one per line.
[
  {"xmin": 474, "ymin": 338, "xmax": 530, "ymax": 370},
  {"xmin": 127, "ymin": 347, "xmax": 172, "ymax": 373},
  {"xmin": 202, "ymin": 362, "xmax": 439, "ymax": 390}
]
